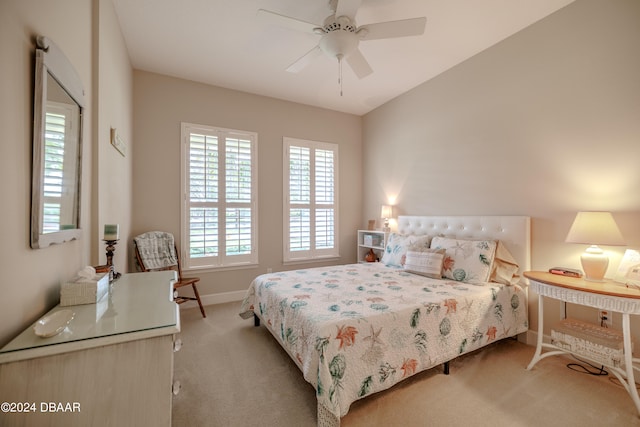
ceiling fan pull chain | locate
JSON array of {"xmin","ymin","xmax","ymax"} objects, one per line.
[{"xmin": 337, "ymin": 54, "xmax": 343, "ymax": 96}]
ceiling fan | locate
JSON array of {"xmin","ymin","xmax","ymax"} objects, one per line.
[{"xmin": 258, "ymin": 0, "xmax": 427, "ymax": 81}]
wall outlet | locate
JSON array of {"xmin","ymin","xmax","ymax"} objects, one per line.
[
  {"xmin": 598, "ymin": 310, "xmax": 612, "ymax": 328},
  {"xmin": 267, "ymin": 267, "xmax": 272, "ymax": 273}
]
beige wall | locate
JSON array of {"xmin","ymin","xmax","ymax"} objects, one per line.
[
  {"xmin": 94, "ymin": 0, "xmax": 133, "ymax": 273},
  {"xmin": 132, "ymin": 71, "xmax": 362, "ymax": 298},
  {"xmin": 362, "ymin": 0, "xmax": 640, "ymax": 342},
  {"xmin": 0, "ymin": 0, "xmax": 133, "ymax": 347},
  {"xmin": 0, "ymin": 0, "xmax": 93, "ymax": 347}
]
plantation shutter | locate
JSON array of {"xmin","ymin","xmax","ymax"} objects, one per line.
[
  {"xmin": 225, "ymin": 136, "xmax": 253, "ymax": 256},
  {"xmin": 284, "ymin": 138, "xmax": 339, "ymax": 261},
  {"xmin": 289, "ymin": 146, "xmax": 311, "ymax": 252},
  {"xmin": 182, "ymin": 123, "xmax": 257, "ymax": 269},
  {"xmin": 42, "ymin": 111, "xmax": 66, "ymax": 233},
  {"xmin": 188, "ymin": 132, "xmax": 219, "ymax": 259},
  {"xmin": 315, "ymin": 148, "xmax": 335, "ymax": 250}
]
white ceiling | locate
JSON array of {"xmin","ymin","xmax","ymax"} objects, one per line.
[{"xmin": 112, "ymin": 0, "xmax": 575, "ymax": 116}]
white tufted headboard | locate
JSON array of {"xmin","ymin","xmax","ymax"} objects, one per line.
[{"xmin": 396, "ymin": 216, "xmax": 531, "ymax": 273}]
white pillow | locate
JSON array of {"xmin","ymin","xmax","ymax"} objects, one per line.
[
  {"xmin": 404, "ymin": 248, "xmax": 446, "ymax": 278},
  {"xmin": 430, "ymin": 236, "xmax": 497, "ymax": 283},
  {"xmin": 381, "ymin": 233, "xmax": 431, "ymax": 267}
]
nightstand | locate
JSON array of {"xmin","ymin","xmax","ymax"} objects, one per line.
[
  {"xmin": 524, "ymin": 270, "xmax": 640, "ymax": 415},
  {"xmin": 357, "ymin": 230, "xmax": 388, "ymax": 263}
]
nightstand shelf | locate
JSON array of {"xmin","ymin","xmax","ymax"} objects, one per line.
[
  {"xmin": 525, "ymin": 271, "xmax": 640, "ymax": 416},
  {"xmin": 357, "ymin": 230, "xmax": 389, "ymax": 263}
]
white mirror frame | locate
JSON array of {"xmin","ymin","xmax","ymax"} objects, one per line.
[{"xmin": 31, "ymin": 36, "xmax": 85, "ymax": 249}]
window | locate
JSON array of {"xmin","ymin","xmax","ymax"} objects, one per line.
[
  {"xmin": 284, "ymin": 137, "xmax": 339, "ymax": 262},
  {"xmin": 181, "ymin": 123, "xmax": 257, "ymax": 270}
]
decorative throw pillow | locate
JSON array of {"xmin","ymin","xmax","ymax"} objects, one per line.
[
  {"xmin": 430, "ymin": 236, "xmax": 497, "ymax": 283},
  {"xmin": 404, "ymin": 247, "xmax": 446, "ymax": 278},
  {"xmin": 490, "ymin": 241, "xmax": 520, "ymax": 285},
  {"xmin": 381, "ymin": 233, "xmax": 431, "ymax": 267}
]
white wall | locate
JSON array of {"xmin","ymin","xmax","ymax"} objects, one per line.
[
  {"xmin": 362, "ymin": 0, "xmax": 640, "ymax": 342},
  {"xmin": 132, "ymin": 71, "xmax": 362, "ymax": 299}
]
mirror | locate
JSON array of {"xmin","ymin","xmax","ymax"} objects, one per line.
[{"xmin": 31, "ymin": 36, "xmax": 85, "ymax": 248}]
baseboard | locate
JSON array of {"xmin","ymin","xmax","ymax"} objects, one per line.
[
  {"xmin": 179, "ymin": 290, "xmax": 245, "ymax": 311},
  {"xmin": 523, "ymin": 329, "xmax": 554, "ymax": 347},
  {"xmin": 524, "ymin": 330, "xmax": 538, "ymax": 346}
]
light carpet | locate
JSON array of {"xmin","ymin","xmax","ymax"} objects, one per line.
[{"xmin": 173, "ymin": 302, "xmax": 640, "ymax": 426}]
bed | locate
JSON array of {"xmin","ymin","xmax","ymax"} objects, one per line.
[{"xmin": 239, "ymin": 215, "xmax": 530, "ymax": 426}]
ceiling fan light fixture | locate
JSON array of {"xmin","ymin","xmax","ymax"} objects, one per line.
[{"xmin": 319, "ymin": 29, "xmax": 359, "ymax": 59}]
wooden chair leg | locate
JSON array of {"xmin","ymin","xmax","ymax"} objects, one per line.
[{"xmin": 191, "ymin": 283, "xmax": 206, "ymax": 318}]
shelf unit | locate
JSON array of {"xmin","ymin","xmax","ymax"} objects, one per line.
[{"xmin": 357, "ymin": 230, "xmax": 389, "ymax": 263}]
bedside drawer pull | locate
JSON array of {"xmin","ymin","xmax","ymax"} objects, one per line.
[
  {"xmin": 173, "ymin": 338, "xmax": 183, "ymax": 352},
  {"xmin": 172, "ymin": 380, "xmax": 181, "ymax": 396}
]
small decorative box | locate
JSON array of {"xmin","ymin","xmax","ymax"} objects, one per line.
[
  {"xmin": 363, "ymin": 235, "xmax": 373, "ymax": 246},
  {"xmin": 60, "ymin": 273, "xmax": 109, "ymax": 306},
  {"xmin": 551, "ymin": 318, "xmax": 629, "ymax": 367}
]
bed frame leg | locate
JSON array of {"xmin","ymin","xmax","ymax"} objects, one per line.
[
  {"xmin": 253, "ymin": 313, "xmax": 260, "ymax": 327},
  {"xmin": 443, "ymin": 361, "xmax": 450, "ymax": 375}
]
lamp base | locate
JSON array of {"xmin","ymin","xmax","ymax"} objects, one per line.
[{"xmin": 581, "ymin": 245, "xmax": 608, "ymax": 282}]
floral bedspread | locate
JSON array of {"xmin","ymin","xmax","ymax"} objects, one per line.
[{"xmin": 239, "ymin": 262, "xmax": 528, "ymax": 421}]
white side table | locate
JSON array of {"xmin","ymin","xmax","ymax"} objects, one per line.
[{"xmin": 525, "ymin": 271, "xmax": 640, "ymax": 416}]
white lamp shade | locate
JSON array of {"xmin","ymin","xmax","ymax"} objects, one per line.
[
  {"xmin": 380, "ymin": 205, "xmax": 392, "ymax": 219},
  {"xmin": 565, "ymin": 212, "xmax": 625, "ymax": 246},
  {"xmin": 565, "ymin": 211, "xmax": 625, "ymax": 282}
]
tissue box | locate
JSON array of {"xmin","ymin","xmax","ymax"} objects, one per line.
[{"xmin": 60, "ymin": 273, "xmax": 109, "ymax": 306}]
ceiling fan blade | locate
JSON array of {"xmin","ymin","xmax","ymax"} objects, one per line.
[
  {"xmin": 359, "ymin": 17, "xmax": 427, "ymax": 40},
  {"xmin": 335, "ymin": 0, "xmax": 362, "ymax": 19},
  {"xmin": 346, "ymin": 48, "xmax": 373, "ymax": 79},
  {"xmin": 286, "ymin": 45, "xmax": 323, "ymax": 73},
  {"xmin": 257, "ymin": 9, "xmax": 319, "ymax": 34}
]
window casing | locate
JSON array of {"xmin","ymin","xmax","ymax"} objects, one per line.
[
  {"xmin": 284, "ymin": 137, "xmax": 339, "ymax": 262},
  {"xmin": 181, "ymin": 123, "xmax": 257, "ymax": 270}
]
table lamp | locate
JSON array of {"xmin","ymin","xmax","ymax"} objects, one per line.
[
  {"xmin": 565, "ymin": 211, "xmax": 625, "ymax": 282},
  {"xmin": 380, "ymin": 205, "xmax": 392, "ymax": 232}
]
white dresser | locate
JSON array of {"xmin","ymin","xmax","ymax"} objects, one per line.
[{"xmin": 0, "ymin": 271, "xmax": 180, "ymax": 427}]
